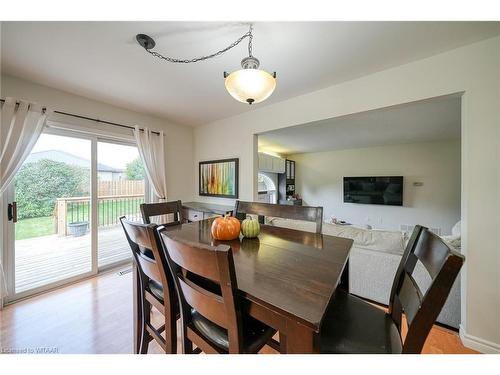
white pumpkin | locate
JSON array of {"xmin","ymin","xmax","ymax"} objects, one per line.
[{"xmin": 241, "ymin": 216, "xmax": 260, "ymax": 238}]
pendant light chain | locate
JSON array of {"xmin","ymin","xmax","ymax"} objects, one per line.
[
  {"xmin": 248, "ymin": 24, "xmax": 253, "ymax": 57},
  {"xmin": 145, "ymin": 25, "xmax": 254, "ymax": 64}
]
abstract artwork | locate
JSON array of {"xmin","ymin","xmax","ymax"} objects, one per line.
[{"xmin": 199, "ymin": 158, "xmax": 239, "ymax": 198}]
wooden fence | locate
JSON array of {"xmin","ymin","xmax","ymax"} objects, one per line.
[{"xmin": 98, "ymin": 180, "xmax": 144, "ymax": 196}]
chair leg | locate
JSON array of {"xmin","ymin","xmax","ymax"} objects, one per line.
[
  {"xmin": 183, "ymin": 339, "xmax": 193, "ymax": 354},
  {"xmin": 139, "ymin": 299, "xmax": 152, "ymax": 354},
  {"xmin": 134, "ymin": 267, "xmax": 143, "ymax": 354},
  {"xmin": 181, "ymin": 326, "xmax": 193, "ymax": 354},
  {"xmin": 164, "ymin": 308, "xmax": 177, "ymax": 354}
]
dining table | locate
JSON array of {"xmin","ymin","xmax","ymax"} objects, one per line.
[{"xmin": 133, "ymin": 217, "xmax": 353, "ymax": 354}]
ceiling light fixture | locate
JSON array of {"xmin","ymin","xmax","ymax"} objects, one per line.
[{"xmin": 136, "ymin": 25, "xmax": 276, "ymax": 105}]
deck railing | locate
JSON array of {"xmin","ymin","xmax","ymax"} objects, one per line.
[{"xmin": 56, "ymin": 194, "xmax": 144, "ymax": 236}]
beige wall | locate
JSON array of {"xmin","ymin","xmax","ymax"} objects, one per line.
[
  {"xmin": 291, "ymin": 140, "xmax": 461, "ymax": 234},
  {"xmin": 0, "ymin": 74, "xmax": 195, "ymax": 202},
  {"xmin": 194, "ymin": 36, "xmax": 500, "ymax": 352}
]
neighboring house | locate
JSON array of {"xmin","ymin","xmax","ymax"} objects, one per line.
[{"xmin": 25, "ymin": 150, "xmax": 126, "ymax": 181}]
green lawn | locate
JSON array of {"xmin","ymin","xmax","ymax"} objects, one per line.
[
  {"xmin": 15, "ymin": 199, "xmax": 143, "ymax": 241},
  {"xmin": 16, "ymin": 216, "xmax": 56, "ymax": 240}
]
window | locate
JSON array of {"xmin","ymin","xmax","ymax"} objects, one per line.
[{"xmin": 258, "ymin": 173, "xmax": 277, "ymax": 203}]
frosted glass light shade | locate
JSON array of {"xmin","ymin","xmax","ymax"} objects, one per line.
[{"xmin": 224, "ymin": 69, "xmax": 276, "ymax": 104}]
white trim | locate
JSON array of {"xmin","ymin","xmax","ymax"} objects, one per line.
[
  {"xmin": 3, "ymin": 263, "xmax": 130, "ymax": 307},
  {"xmin": 4, "ymin": 270, "xmax": 95, "ymax": 304},
  {"xmin": 459, "ymin": 324, "xmax": 500, "ymax": 354},
  {"xmin": 3, "ymin": 185, "xmax": 15, "ymax": 297},
  {"xmin": 91, "ymin": 138, "xmax": 98, "ymax": 274}
]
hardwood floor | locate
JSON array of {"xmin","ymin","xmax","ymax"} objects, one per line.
[{"xmin": 0, "ymin": 267, "xmax": 477, "ymax": 354}]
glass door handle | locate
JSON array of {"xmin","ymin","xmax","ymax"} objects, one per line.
[{"xmin": 7, "ymin": 201, "xmax": 17, "ymax": 223}]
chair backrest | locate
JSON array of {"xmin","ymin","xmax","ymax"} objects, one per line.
[
  {"xmin": 160, "ymin": 233, "xmax": 243, "ymax": 353},
  {"xmin": 120, "ymin": 217, "xmax": 176, "ymax": 308},
  {"xmin": 234, "ymin": 200, "xmax": 323, "ymax": 234},
  {"xmin": 388, "ymin": 225, "xmax": 465, "ymax": 353},
  {"xmin": 140, "ymin": 200, "xmax": 183, "ymax": 224}
]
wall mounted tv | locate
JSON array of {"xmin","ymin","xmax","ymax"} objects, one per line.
[{"xmin": 343, "ymin": 176, "xmax": 403, "ymax": 206}]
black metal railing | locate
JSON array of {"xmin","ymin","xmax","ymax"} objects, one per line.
[{"xmin": 57, "ymin": 194, "xmax": 145, "ymax": 235}]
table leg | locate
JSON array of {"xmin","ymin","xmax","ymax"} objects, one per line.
[
  {"xmin": 338, "ymin": 259, "xmax": 349, "ymax": 292},
  {"xmin": 284, "ymin": 320, "xmax": 319, "ymax": 354},
  {"xmin": 279, "ymin": 332, "xmax": 287, "ymax": 353}
]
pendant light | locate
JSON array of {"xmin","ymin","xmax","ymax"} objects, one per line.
[
  {"xmin": 224, "ymin": 56, "xmax": 276, "ymax": 105},
  {"xmin": 136, "ymin": 25, "xmax": 276, "ymax": 105}
]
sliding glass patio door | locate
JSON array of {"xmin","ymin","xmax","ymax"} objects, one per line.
[
  {"xmin": 3, "ymin": 129, "xmax": 146, "ymax": 302},
  {"xmin": 6, "ymin": 131, "xmax": 95, "ymax": 299},
  {"xmin": 97, "ymin": 140, "xmax": 145, "ymax": 269}
]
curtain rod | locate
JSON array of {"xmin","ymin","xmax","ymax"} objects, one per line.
[{"xmin": 0, "ymin": 98, "xmax": 161, "ymax": 136}]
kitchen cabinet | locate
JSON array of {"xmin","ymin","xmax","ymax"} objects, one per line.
[
  {"xmin": 285, "ymin": 159, "xmax": 295, "ymax": 179},
  {"xmin": 258, "ymin": 153, "xmax": 285, "ymax": 173},
  {"xmin": 278, "ymin": 159, "xmax": 300, "ymax": 205},
  {"xmin": 272, "ymin": 156, "xmax": 285, "ymax": 173}
]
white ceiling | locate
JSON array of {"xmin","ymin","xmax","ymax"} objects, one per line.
[
  {"xmin": 258, "ymin": 95, "xmax": 461, "ymax": 155},
  {"xmin": 2, "ymin": 22, "xmax": 499, "ymax": 126}
]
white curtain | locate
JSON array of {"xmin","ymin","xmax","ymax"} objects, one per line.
[
  {"xmin": 134, "ymin": 126, "xmax": 167, "ymax": 201},
  {"xmin": 0, "ymin": 97, "xmax": 51, "ymax": 303}
]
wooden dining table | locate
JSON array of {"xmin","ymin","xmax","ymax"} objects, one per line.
[{"xmin": 133, "ymin": 217, "xmax": 353, "ymax": 354}]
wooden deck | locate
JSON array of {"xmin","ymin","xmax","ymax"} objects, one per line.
[{"xmin": 15, "ymin": 225, "xmax": 131, "ymax": 293}]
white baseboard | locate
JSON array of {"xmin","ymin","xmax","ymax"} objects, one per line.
[{"xmin": 459, "ymin": 324, "xmax": 500, "ymax": 354}]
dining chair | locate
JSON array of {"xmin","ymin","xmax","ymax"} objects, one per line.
[
  {"xmin": 159, "ymin": 232, "xmax": 277, "ymax": 354},
  {"xmin": 140, "ymin": 200, "xmax": 184, "ymax": 225},
  {"xmin": 233, "ymin": 200, "xmax": 324, "ymax": 234},
  {"xmin": 320, "ymin": 225, "xmax": 465, "ymax": 354},
  {"xmin": 120, "ymin": 217, "xmax": 179, "ymax": 354}
]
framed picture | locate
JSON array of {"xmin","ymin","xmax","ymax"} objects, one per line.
[{"xmin": 199, "ymin": 158, "xmax": 239, "ymax": 198}]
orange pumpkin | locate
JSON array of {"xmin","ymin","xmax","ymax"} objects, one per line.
[{"xmin": 211, "ymin": 215, "xmax": 241, "ymax": 241}]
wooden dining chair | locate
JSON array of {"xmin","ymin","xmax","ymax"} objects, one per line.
[
  {"xmin": 233, "ymin": 200, "xmax": 324, "ymax": 234},
  {"xmin": 319, "ymin": 225, "xmax": 465, "ymax": 354},
  {"xmin": 120, "ymin": 217, "xmax": 179, "ymax": 354},
  {"xmin": 140, "ymin": 200, "xmax": 184, "ymax": 225},
  {"xmin": 159, "ymin": 232, "xmax": 277, "ymax": 354}
]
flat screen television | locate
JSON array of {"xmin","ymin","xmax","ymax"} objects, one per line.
[{"xmin": 343, "ymin": 176, "xmax": 403, "ymax": 206}]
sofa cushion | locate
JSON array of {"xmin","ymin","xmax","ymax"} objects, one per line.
[
  {"xmin": 265, "ymin": 216, "xmax": 317, "ymax": 233},
  {"xmin": 322, "ymin": 224, "xmax": 405, "ymax": 255},
  {"xmin": 440, "ymin": 234, "xmax": 461, "ymax": 251},
  {"xmin": 349, "ymin": 247, "xmax": 400, "ymax": 305},
  {"xmin": 266, "ymin": 217, "xmax": 405, "ymax": 255}
]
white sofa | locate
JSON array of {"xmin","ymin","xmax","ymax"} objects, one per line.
[{"xmin": 266, "ymin": 218, "xmax": 461, "ymax": 329}]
